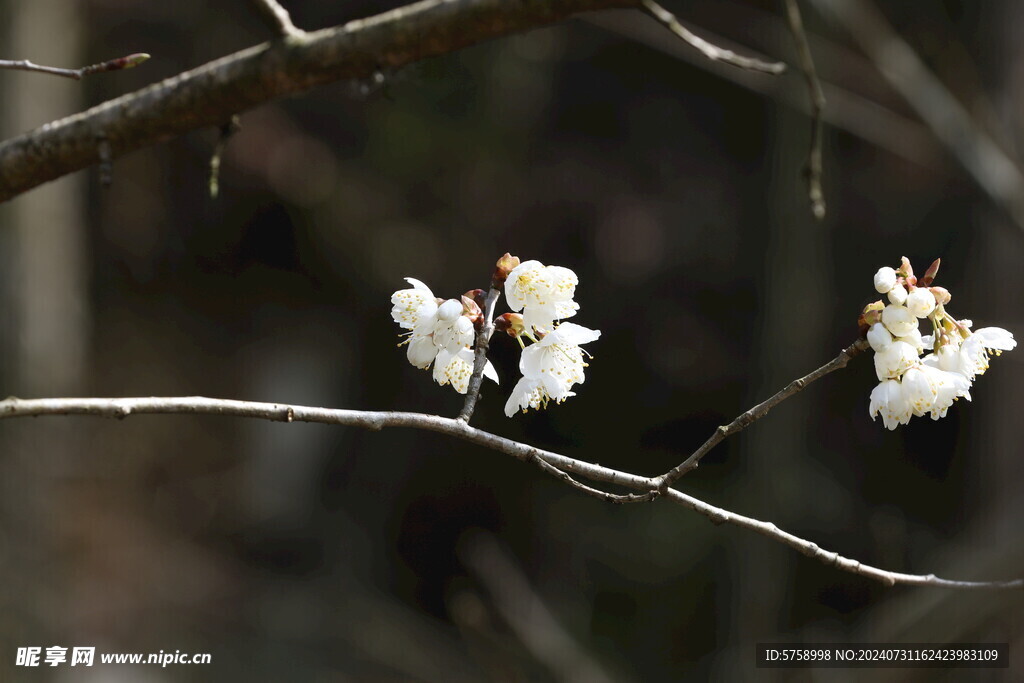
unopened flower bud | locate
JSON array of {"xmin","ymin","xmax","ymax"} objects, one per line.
[
  {"xmin": 492, "ymin": 253, "xmax": 521, "ymax": 289},
  {"xmin": 882, "ymin": 304, "xmax": 917, "ymax": 337},
  {"xmin": 461, "ymin": 294, "xmax": 483, "ymax": 323},
  {"xmin": 930, "ymin": 286, "xmax": 951, "ymax": 305},
  {"xmin": 859, "ymin": 300, "xmax": 885, "ymax": 330},
  {"xmin": 873, "ymin": 267, "xmax": 897, "ymax": 293},
  {"xmin": 495, "ymin": 312, "xmax": 525, "ymax": 338},
  {"xmin": 867, "ymin": 323, "xmax": 893, "ymax": 352},
  {"xmin": 906, "ymin": 287, "xmax": 936, "ymax": 318},
  {"xmin": 920, "ymin": 258, "xmax": 940, "ymax": 286},
  {"xmin": 437, "ymin": 299, "xmax": 462, "ymax": 322},
  {"xmin": 887, "ymin": 283, "xmax": 908, "ymax": 306},
  {"xmin": 898, "ymin": 256, "xmax": 916, "ymax": 285}
]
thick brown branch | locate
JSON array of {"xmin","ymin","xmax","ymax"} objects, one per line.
[
  {"xmin": 0, "ymin": 393, "xmax": 1018, "ymax": 589},
  {"xmin": 655, "ymin": 338, "xmax": 869, "ymax": 490},
  {"xmin": 0, "ymin": 0, "xmax": 639, "ymax": 203},
  {"xmin": 783, "ymin": 0, "xmax": 826, "ymax": 219}
]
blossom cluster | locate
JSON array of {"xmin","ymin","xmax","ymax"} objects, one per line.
[
  {"xmin": 390, "ymin": 278, "xmax": 498, "ymax": 394},
  {"xmin": 865, "ymin": 257, "xmax": 1015, "ymax": 429},
  {"xmin": 390, "ymin": 255, "xmax": 600, "ymax": 417}
]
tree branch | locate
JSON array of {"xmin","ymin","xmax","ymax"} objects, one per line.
[
  {"xmin": 0, "ymin": 393, "xmax": 1017, "ymax": 589},
  {"xmin": 640, "ymin": 0, "xmax": 786, "ymax": 74},
  {"xmin": 458, "ymin": 287, "xmax": 500, "ymax": 423},
  {"xmin": 0, "ymin": 0, "xmax": 790, "ymax": 204},
  {"xmin": 655, "ymin": 338, "xmax": 869, "ymax": 490},
  {"xmin": 0, "ymin": 53, "xmax": 150, "ymax": 81},
  {"xmin": 250, "ymin": 0, "xmax": 304, "ymax": 39},
  {"xmin": 783, "ymin": 0, "xmax": 826, "ymax": 220},
  {"xmin": 0, "ymin": 0, "xmax": 640, "ymax": 203}
]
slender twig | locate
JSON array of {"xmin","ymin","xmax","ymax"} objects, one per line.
[
  {"xmin": 640, "ymin": 0, "xmax": 786, "ymax": 74},
  {"xmin": 250, "ymin": 0, "xmax": 305, "ymax": 38},
  {"xmin": 0, "ymin": 393, "xmax": 1018, "ymax": 589},
  {"xmin": 531, "ymin": 456, "xmax": 659, "ymax": 504},
  {"xmin": 457, "ymin": 288, "xmax": 500, "ymax": 422},
  {"xmin": 784, "ymin": 0, "xmax": 827, "ymax": 220},
  {"xmin": 655, "ymin": 339, "xmax": 869, "ymax": 491},
  {"xmin": 209, "ymin": 115, "xmax": 241, "ymax": 198},
  {"xmin": 0, "ymin": 54, "xmax": 150, "ymax": 81}
]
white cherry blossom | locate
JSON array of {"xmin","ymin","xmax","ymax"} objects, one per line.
[
  {"xmin": 869, "ymin": 379, "xmax": 912, "ymax": 430},
  {"xmin": 504, "ymin": 376, "xmax": 575, "ymax": 417},
  {"xmin": 874, "ymin": 340, "xmax": 918, "ymax": 380},
  {"xmin": 505, "ymin": 260, "xmax": 580, "ymax": 332},
  {"xmin": 433, "ymin": 347, "xmax": 498, "ymax": 394},
  {"xmin": 902, "ymin": 366, "xmax": 970, "ymax": 418},
  {"xmin": 519, "ymin": 322, "xmax": 600, "ymax": 401}
]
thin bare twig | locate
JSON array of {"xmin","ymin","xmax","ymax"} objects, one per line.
[
  {"xmin": 531, "ymin": 456, "xmax": 659, "ymax": 504},
  {"xmin": 250, "ymin": 0, "xmax": 304, "ymax": 38},
  {"xmin": 640, "ymin": 0, "xmax": 786, "ymax": 74},
  {"xmin": 0, "ymin": 53, "xmax": 150, "ymax": 80},
  {"xmin": 458, "ymin": 287, "xmax": 500, "ymax": 422},
  {"xmin": 655, "ymin": 338, "xmax": 869, "ymax": 490},
  {"xmin": 783, "ymin": 0, "xmax": 826, "ymax": 219},
  {"xmin": 0, "ymin": 393, "xmax": 1018, "ymax": 589}
]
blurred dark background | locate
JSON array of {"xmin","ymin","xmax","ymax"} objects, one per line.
[{"xmin": 1, "ymin": 0, "xmax": 1022, "ymax": 680}]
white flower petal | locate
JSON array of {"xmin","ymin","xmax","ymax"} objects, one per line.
[
  {"xmin": 874, "ymin": 341, "xmax": 918, "ymax": 380},
  {"xmin": 881, "ymin": 304, "xmax": 917, "ymax": 337},
  {"xmin": 406, "ymin": 334, "xmax": 439, "ymax": 369},
  {"xmin": 973, "ymin": 327, "xmax": 1016, "ymax": 351},
  {"xmin": 391, "ymin": 279, "xmax": 436, "ymax": 329},
  {"xmin": 867, "ymin": 323, "xmax": 893, "ymax": 353}
]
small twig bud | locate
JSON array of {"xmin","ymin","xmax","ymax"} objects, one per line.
[
  {"xmin": 898, "ymin": 256, "xmax": 916, "ymax": 286},
  {"xmin": 492, "ymin": 253, "xmax": 520, "ymax": 289},
  {"xmin": 494, "ymin": 312, "xmax": 525, "ymax": 338},
  {"xmin": 858, "ymin": 300, "xmax": 884, "ymax": 333},
  {"xmin": 461, "ymin": 293, "xmax": 483, "ymax": 325}
]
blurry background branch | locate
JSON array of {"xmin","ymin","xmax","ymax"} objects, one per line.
[
  {"xmin": 783, "ymin": 0, "xmax": 826, "ymax": 219},
  {"xmin": 0, "ymin": 395, "xmax": 1019, "ymax": 590},
  {"xmin": 807, "ymin": 0, "xmax": 1024, "ymax": 230},
  {"xmin": 0, "ymin": 0, "xmax": 787, "ymax": 204}
]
